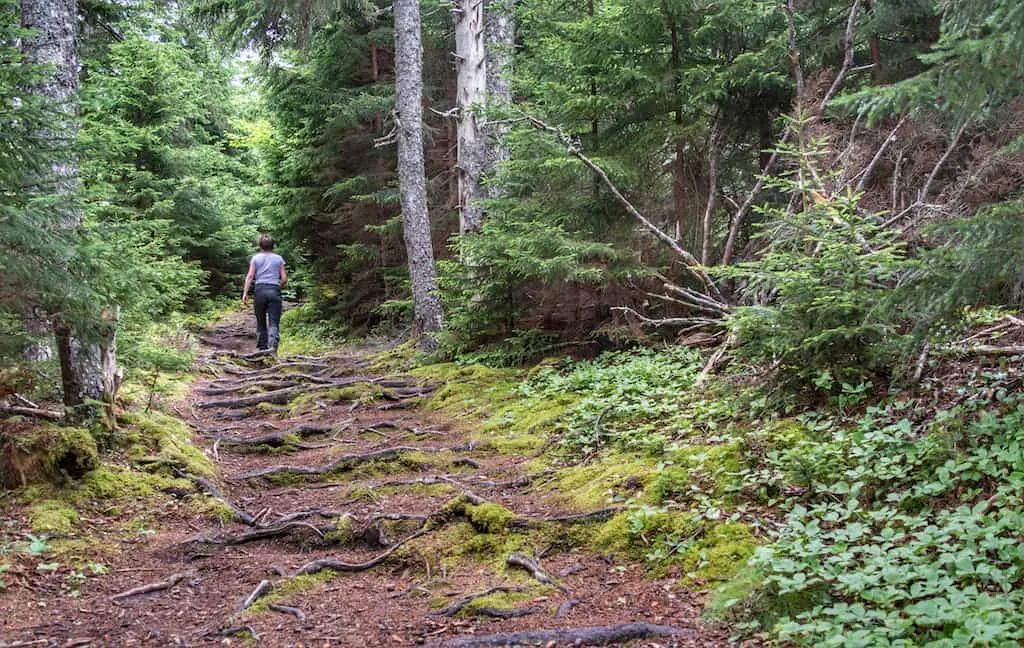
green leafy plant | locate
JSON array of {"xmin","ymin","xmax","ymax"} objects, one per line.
[{"xmin": 720, "ymin": 136, "xmax": 910, "ymax": 393}]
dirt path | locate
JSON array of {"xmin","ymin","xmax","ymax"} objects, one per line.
[{"xmin": 0, "ymin": 315, "xmax": 732, "ymax": 647}]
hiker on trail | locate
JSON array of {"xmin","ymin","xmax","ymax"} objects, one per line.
[{"xmin": 242, "ymin": 234, "xmax": 288, "ymax": 352}]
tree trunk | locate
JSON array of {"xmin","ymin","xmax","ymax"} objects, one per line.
[
  {"xmin": 394, "ymin": 0, "xmax": 444, "ymax": 342},
  {"xmin": 482, "ymin": 0, "xmax": 515, "ymax": 202},
  {"xmin": 454, "ymin": 0, "xmax": 488, "ymax": 235},
  {"xmin": 21, "ymin": 0, "xmax": 118, "ymax": 417}
]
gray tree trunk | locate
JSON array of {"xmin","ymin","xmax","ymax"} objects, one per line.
[
  {"xmin": 454, "ymin": 0, "xmax": 488, "ymax": 235},
  {"xmin": 21, "ymin": 0, "xmax": 118, "ymax": 416},
  {"xmin": 455, "ymin": 0, "xmax": 516, "ymax": 233},
  {"xmin": 394, "ymin": 0, "xmax": 444, "ymax": 341},
  {"xmin": 482, "ymin": 0, "xmax": 515, "ymax": 201}
]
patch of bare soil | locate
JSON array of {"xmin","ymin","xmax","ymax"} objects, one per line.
[{"xmin": 0, "ymin": 314, "xmax": 735, "ymax": 647}]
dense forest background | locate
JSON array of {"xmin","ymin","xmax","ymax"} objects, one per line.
[
  {"xmin": 4, "ymin": 0, "xmax": 1023, "ymax": 381},
  {"xmin": 3, "ymin": 0, "xmax": 1024, "ymax": 645}
]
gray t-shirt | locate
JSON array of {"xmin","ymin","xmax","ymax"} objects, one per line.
[{"xmin": 251, "ymin": 252, "xmax": 285, "ymax": 285}]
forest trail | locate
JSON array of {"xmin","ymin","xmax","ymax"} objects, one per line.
[{"xmin": 1, "ymin": 313, "xmax": 731, "ymax": 647}]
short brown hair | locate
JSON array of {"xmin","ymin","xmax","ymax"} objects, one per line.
[{"xmin": 258, "ymin": 234, "xmax": 274, "ymax": 251}]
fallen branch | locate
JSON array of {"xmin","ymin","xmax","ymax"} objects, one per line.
[
  {"xmin": 428, "ymin": 623, "xmax": 695, "ymax": 648},
  {"xmin": 506, "ymin": 553, "xmax": 567, "ymax": 593},
  {"xmin": 526, "ymin": 115, "xmax": 722, "ymax": 301},
  {"xmin": 430, "ymin": 586, "xmax": 528, "ymax": 617},
  {"xmin": 0, "ymin": 405, "xmax": 63, "ymax": 421},
  {"xmin": 695, "ymin": 334, "xmax": 734, "ymax": 386},
  {"xmin": 612, "ymin": 307, "xmax": 721, "ymax": 330},
  {"xmin": 110, "ymin": 572, "xmax": 190, "ymax": 602},
  {"xmin": 946, "ymin": 344, "xmax": 1024, "ymax": 357}
]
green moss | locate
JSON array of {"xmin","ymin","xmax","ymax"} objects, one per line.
[
  {"xmin": 255, "ymin": 402, "xmax": 278, "ymax": 415},
  {"xmin": 650, "ymin": 467, "xmax": 691, "ymax": 504},
  {"xmin": 78, "ymin": 466, "xmax": 180, "ymax": 500},
  {"xmin": 322, "ymin": 514, "xmax": 356, "ymax": 545},
  {"xmin": 679, "ymin": 522, "xmax": 758, "ymax": 583},
  {"xmin": 592, "ymin": 510, "xmax": 757, "ymax": 582},
  {"xmin": 592, "ymin": 509, "xmax": 700, "ymax": 560},
  {"xmin": 245, "ymin": 571, "xmax": 336, "ymax": 615},
  {"xmin": 29, "ymin": 500, "xmax": 79, "ymax": 534},
  {"xmin": 370, "ymin": 340, "xmax": 419, "ymax": 374},
  {"xmin": 127, "ymin": 411, "xmax": 215, "ymax": 478},
  {"xmin": 706, "ymin": 564, "xmax": 822, "ymax": 630},
  {"xmin": 414, "ymin": 363, "xmax": 521, "ymax": 418},
  {"xmin": 543, "ymin": 454, "xmax": 653, "ymax": 508},
  {"xmin": 189, "ymin": 494, "xmax": 235, "ymax": 523},
  {"xmin": 464, "ymin": 502, "xmax": 516, "ymax": 533},
  {"xmin": 668, "ymin": 442, "xmax": 744, "ymax": 497},
  {"xmin": 463, "ymin": 589, "xmax": 532, "ymax": 615},
  {"xmin": 288, "ymin": 384, "xmax": 380, "ymax": 416},
  {"xmin": 47, "ymin": 427, "xmax": 101, "ymax": 479}
]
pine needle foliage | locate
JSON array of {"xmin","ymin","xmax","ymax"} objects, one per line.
[{"xmin": 721, "ymin": 138, "xmax": 909, "ymax": 390}]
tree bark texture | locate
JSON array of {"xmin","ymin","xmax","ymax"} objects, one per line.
[
  {"xmin": 21, "ymin": 0, "xmax": 118, "ymax": 414},
  {"xmin": 394, "ymin": 0, "xmax": 444, "ymax": 339},
  {"xmin": 454, "ymin": 0, "xmax": 488, "ymax": 234},
  {"xmin": 482, "ymin": 0, "xmax": 515, "ymax": 201}
]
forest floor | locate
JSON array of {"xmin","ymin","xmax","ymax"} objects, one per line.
[{"xmin": 0, "ymin": 312, "xmax": 734, "ymax": 647}]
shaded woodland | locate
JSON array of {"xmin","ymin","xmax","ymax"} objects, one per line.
[{"xmin": 2, "ymin": 0, "xmax": 1024, "ymax": 646}]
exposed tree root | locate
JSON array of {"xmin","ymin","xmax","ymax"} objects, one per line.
[
  {"xmin": 210, "ymin": 423, "xmax": 338, "ymax": 450},
  {"xmin": 229, "ymin": 443, "xmax": 479, "ymax": 482},
  {"xmin": 268, "ymin": 603, "xmax": 306, "ymax": 622},
  {"xmin": 110, "ymin": 571, "xmax": 191, "ymax": 602},
  {"xmin": 186, "ymin": 521, "xmax": 332, "ymax": 549},
  {"xmin": 506, "ymin": 553, "xmax": 567, "ymax": 593},
  {"xmin": 215, "ymin": 361, "xmax": 332, "ymax": 377},
  {"xmin": 197, "ymin": 377, "xmax": 339, "ymax": 396},
  {"xmin": 429, "ymin": 623, "xmax": 696, "ymax": 647},
  {"xmin": 198, "ymin": 377, "xmax": 386, "ymax": 410},
  {"xmin": 430, "ymin": 586, "xmax": 528, "ymax": 617},
  {"xmin": 471, "ymin": 606, "xmax": 542, "ymax": 619},
  {"xmin": 293, "ymin": 528, "xmax": 430, "ymax": 576},
  {"xmin": 555, "ymin": 599, "xmax": 580, "ymax": 618},
  {"xmin": 186, "ymin": 474, "xmax": 255, "ymax": 526},
  {"xmin": 238, "ymin": 580, "xmax": 274, "ymax": 612}
]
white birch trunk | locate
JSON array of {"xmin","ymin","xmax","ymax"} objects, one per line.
[
  {"xmin": 483, "ymin": 0, "xmax": 515, "ymax": 201},
  {"xmin": 454, "ymin": 0, "xmax": 488, "ymax": 235},
  {"xmin": 394, "ymin": 0, "xmax": 444, "ymax": 341},
  {"xmin": 21, "ymin": 0, "xmax": 118, "ymax": 415}
]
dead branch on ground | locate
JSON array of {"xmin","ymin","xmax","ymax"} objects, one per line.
[
  {"xmin": 0, "ymin": 405, "xmax": 63, "ymax": 420},
  {"xmin": 110, "ymin": 572, "xmax": 190, "ymax": 602}
]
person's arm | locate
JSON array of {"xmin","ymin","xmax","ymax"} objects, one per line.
[
  {"xmin": 242, "ymin": 261, "xmax": 255, "ymax": 305},
  {"xmin": 279, "ymin": 262, "xmax": 288, "ymax": 288}
]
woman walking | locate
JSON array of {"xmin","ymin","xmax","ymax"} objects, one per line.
[{"xmin": 242, "ymin": 234, "xmax": 288, "ymax": 352}]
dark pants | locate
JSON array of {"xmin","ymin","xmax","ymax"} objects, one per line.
[{"xmin": 253, "ymin": 283, "xmax": 282, "ymax": 350}]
